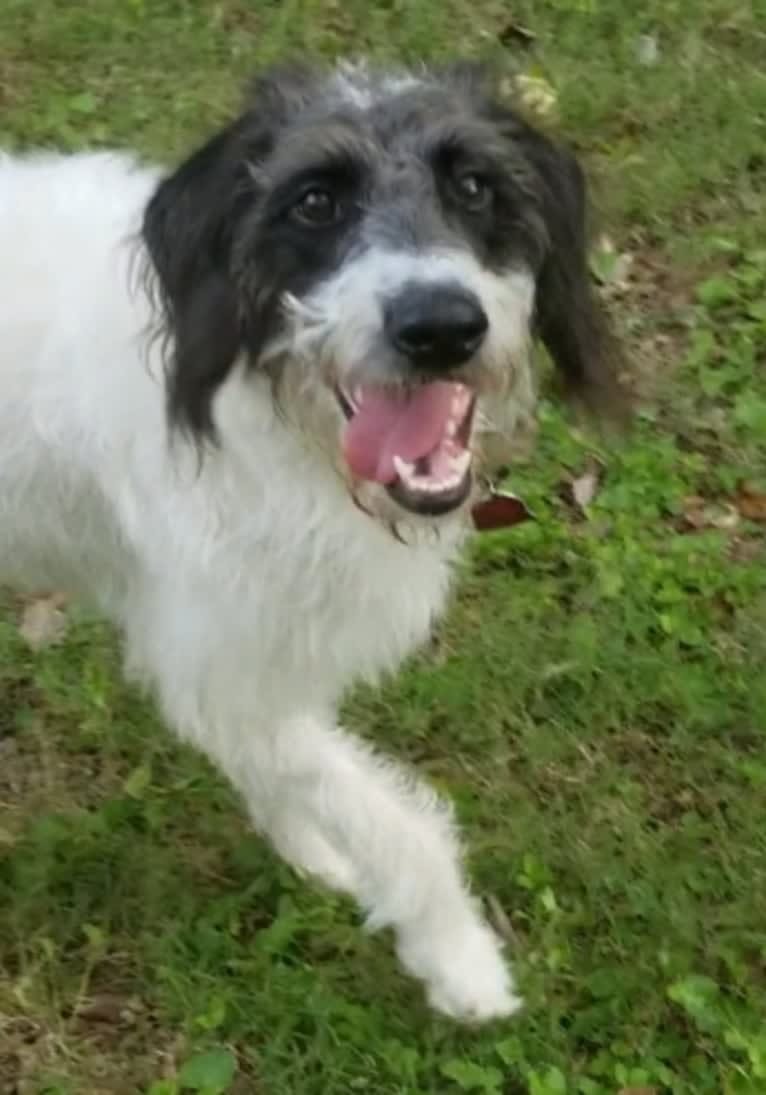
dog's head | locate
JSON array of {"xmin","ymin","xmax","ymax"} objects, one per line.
[{"xmin": 143, "ymin": 60, "xmax": 625, "ymax": 522}]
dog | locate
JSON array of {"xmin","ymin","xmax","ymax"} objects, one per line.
[{"xmin": 0, "ymin": 60, "xmax": 624, "ymax": 1021}]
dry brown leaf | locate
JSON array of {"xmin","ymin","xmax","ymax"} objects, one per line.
[
  {"xmin": 592, "ymin": 235, "xmax": 634, "ymax": 292},
  {"xmin": 572, "ymin": 470, "xmax": 600, "ymax": 509},
  {"xmin": 73, "ymin": 993, "xmax": 139, "ymax": 1026},
  {"xmin": 562, "ymin": 459, "xmax": 603, "ymax": 512},
  {"xmin": 18, "ymin": 593, "xmax": 69, "ymax": 649},
  {"xmin": 514, "ymin": 74, "xmax": 558, "ymax": 117},
  {"xmin": 736, "ymin": 484, "xmax": 766, "ymax": 522},
  {"xmin": 681, "ymin": 494, "xmax": 706, "ymax": 529},
  {"xmin": 681, "ymin": 496, "xmax": 740, "ymax": 532},
  {"xmin": 617, "ymin": 1088, "xmax": 658, "ymax": 1095},
  {"xmin": 709, "ymin": 506, "xmax": 741, "ymax": 530}
]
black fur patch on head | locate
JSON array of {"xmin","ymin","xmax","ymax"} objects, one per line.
[
  {"xmin": 143, "ymin": 118, "xmax": 265, "ymax": 437},
  {"xmin": 501, "ymin": 114, "xmax": 629, "ymax": 419},
  {"xmin": 143, "ymin": 60, "xmax": 627, "ymax": 439},
  {"xmin": 439, "ymin": 61, "xmax": 629, "ymax": 418}
]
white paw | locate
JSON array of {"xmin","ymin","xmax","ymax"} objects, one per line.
[{"xmin": 397, "ymin": 918, "xmax": 523, "ymax": 1023}]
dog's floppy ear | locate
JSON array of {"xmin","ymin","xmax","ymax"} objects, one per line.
[
  {"xmin": 143, "ymin": 118, "xmax": 265, "ymax": 438},
  {"xmin": 448, "ymin": 60, "xmax": 629, "ymax": 421},
  {"xmin": 517, "ymin": 125, "xmax": 629, "ymax": 420}
]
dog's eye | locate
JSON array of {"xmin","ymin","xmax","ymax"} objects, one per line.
[
  {"xmin": 453, "ymin": 173, "xmax": 492, "ymax": 212},
  {"xmin": 291, "ymin": 187, "xmax": 342, "ymax": 227}
]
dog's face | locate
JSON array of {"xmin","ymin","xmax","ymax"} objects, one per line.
[{"xmin": 144, "ymin": 61, "xmax": 624, "ymax": 522}]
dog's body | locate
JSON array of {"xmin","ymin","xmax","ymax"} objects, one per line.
[{"xmin": 0, "ymin": 61, "xmax": 621, "ymax": 1020}]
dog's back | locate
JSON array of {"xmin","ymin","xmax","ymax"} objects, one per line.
[
  {"xmin": 0, "ymin": 152, "xmax": 155, "ymax": 343},
  {"xmin": 0, "ymin": 153, "xmax": 158, "ymax": 597}
]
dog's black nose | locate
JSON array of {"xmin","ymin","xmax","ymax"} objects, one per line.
[{"xmin": 385, "ymin": 284, "xmax": 488, "ymax": 370}]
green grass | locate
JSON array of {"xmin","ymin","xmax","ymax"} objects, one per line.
[{"xmin": 1, "ymin": 2, "xmax": 765, "ymax": 1092}]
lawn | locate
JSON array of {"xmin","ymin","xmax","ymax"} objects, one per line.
[{"xmin": 1, "ymin": 1, "xmax": 765, "ymax": 1093}]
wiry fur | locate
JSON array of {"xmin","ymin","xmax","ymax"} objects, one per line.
[{"xmin": 0, "ymin": 60, "xmax": 624, "ymax": 1021}]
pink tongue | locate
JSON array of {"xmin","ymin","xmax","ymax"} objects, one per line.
[{"xmin": 343, "ymin": 382, "xmax": 460, "ymax": 484}]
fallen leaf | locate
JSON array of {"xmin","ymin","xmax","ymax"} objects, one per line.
[
  {"xmin": 562, "ymin": 459, "xmax": 603, "ymax": 512},
  {"xmin": 736, "ymin": 484, "xmax": 766, "ymax": 522},
  {"xmin": 572, "ymin": 470, "xmax": 600, "ymax": 509},
  {"xmin": 617, "ymin": 1088, "xmax": 658, "ymax": 1095},
  {"xmin": 709, "ymin": 506, "xmax": 741, "ymax": 530},
  {"xmin": 74, "ymin": 993, "xmax": 139, "ymax": 1026},
  {"xmin": 514, "ymin": 73, "xmax": 558, "ymax": 117},
  {"xmin": 681, "ymin": 494, "xmax": 706, "ymax": 530},
  {"xmin": 472, "ymin": 491, "xmax": 532, "ymax": 532},
  {"xmin": 18, "ymin": 593, "xmax": 69, "ymax": 649},
  {"xmin": 591, "ymin": 237, "xmax": 634, "ymax": 290},
  {"xmin": 681, "ymin": 496, "xmax": 740, "ymax": 532}
]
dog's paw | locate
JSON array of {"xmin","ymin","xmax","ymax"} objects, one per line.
[
  {"xmin": 425, "ymin": 933, "xmax": 523, "ymax": 1023},
  {"xmin": 398, "ymin": 918, "xmax": 522, "ymax": 1023}
]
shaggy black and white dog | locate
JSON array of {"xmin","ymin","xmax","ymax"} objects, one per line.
[{"xmin": 0, "ymin": 61, "xmax": 623, "ymax": 1021}]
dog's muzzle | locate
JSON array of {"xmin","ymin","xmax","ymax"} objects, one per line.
[{"xmin": 336, "ymin": 282, "xmax": 489, "ymax": 518}]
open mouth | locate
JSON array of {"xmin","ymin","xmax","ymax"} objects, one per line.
[{"xmin": 337, "ymin": 380, "xmax": 476, "ymax": 517}]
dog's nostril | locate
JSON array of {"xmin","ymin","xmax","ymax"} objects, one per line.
[
  {"xmin": 386, "ymin": 285, "xmax": 489, "ymax": 369},
  {"xmin": 394, "ymin": 307, "xmax": 487, "ymax": 357}
]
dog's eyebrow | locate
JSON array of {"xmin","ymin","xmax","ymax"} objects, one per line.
[
  {"xmin": 424, "ymin": 118, "xmax": 510, "ymax": 172},
  {"xmin": 257, "ymin": 120, "xmax": 378, "ymax": 188}
]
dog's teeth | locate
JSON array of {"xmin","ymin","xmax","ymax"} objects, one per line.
[
  {"xmin": 417, "ymin": 476, "xmax": 438, "ymax": 493},
  {"xmin": 416, "ymin": 472, "xmax": 460, "ymax": 494},
  {"xmin": 393, "ymin": 455, "xmax": 416, "ymax": 482},
  {"xmin": 394, "ymin": 447, "xmax": 470, "ymax": 498},
  {"xmin": 451, "ymin": 449, "xmax": 472, "ymax": 478},
  {"xmin": 445, "ymin": 418, "xmax": 458, "ymax": 439},
  {"xmin": 452, "ymin": 388, "xmax": 471, "ymax": 416}
]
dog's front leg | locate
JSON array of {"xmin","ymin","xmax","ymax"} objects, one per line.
[
  {"xmin": 210, "ymin": 713, "xmax": 521, "ymax": 1023},
  {"xmin": 125, "ymin": 585, "xmax": 519, "ymax": 1021}
]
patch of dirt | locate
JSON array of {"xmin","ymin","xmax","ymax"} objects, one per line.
[
  {"xmin": 0, "ymin": 996, "xmax": 264, "ymax": 1094},
  {"xmin": 0, "ymin": 1007, "xmax": 185, "ymax": 1095},
  {"xmin": 17, "ymin": 594, "xmax": 69, "ymax": 651},
  {"xmin": 598, "ymin": 240, "xmax": 701, "ymax": 397},
  {"xmin": 0, "ymin": 57, "xmax": 24, "ymax": 114},
  {"xmin": 0, "ymin": 716, "xmax": 127, "ymax": 847}
]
